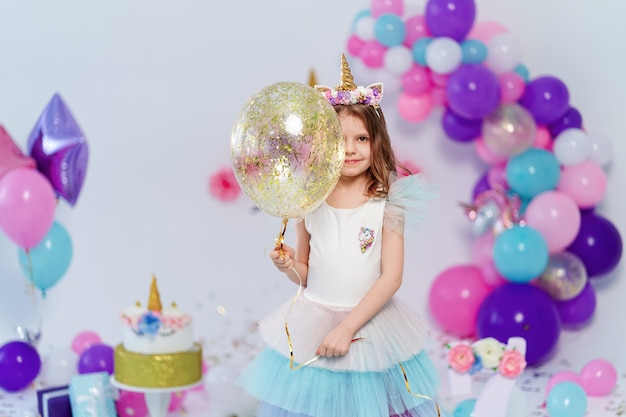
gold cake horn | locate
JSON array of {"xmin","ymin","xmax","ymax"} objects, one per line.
[
  {"xmin": 337, "ymin": 54, "xmax": 356, "ymax": 92},
  {"xmin": 148, "ymin": 274, "xmax": 162, "ymax": 312}
]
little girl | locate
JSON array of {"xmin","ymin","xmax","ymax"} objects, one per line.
[{"xmin": 239, "ymin": 55, "xmax": 441, "ymax": 417}]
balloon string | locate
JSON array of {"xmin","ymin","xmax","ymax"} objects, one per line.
[{"xmin": 278, "ymin": 221, "xmax": 440, "ymax": 415}]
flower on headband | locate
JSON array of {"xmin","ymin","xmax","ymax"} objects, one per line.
[{"xmin": 321, "ymin": 85, "xmax": 383, "ymax": 107}]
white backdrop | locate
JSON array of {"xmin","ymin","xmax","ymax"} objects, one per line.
[{"xmin": 0, "ymin": 0, "xmax": 625, "ymax": 385}]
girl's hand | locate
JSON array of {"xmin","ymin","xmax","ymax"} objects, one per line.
[
  {"xmin": 270, "ymin": 244, "xmax": 295, "ymax": 272},
  {"xmin": 316, "ymin": 325, "xmax": 355, "ymax": 357}
]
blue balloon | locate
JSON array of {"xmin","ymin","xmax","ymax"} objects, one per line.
[
  {"xmin": 514, "ymin": 63, "xmax": 530, "ymax": 82},
  {"xmin": 546, "ymin": 381, "xmax": 587, "ymax": 417},
  {"xmin": 493, "ymin": 225, "xmax": 549, "ymax": 282},
  {"xmin": 374, "ymin": 14, "xmax": 406, "ymax": 47},
  {"xmin": 453, "ymin": 398, "xmax": 476, "ymax": 417},
  {"xmin": 461, "ymin": 39, "xmax": 487, "ymax": 63},
  {"xmin": 18, "ymin": 221, "xmax": 73, "ymax": 295},
  {"xmin": 412, "ymin": 37, "xmax": 433, "ymax": 66},
  {"xmin": 506, "ymin": 148, "xmax": 560, "ymax": 199}
]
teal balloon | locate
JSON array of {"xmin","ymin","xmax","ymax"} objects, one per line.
[
  {"xmin": 374, "ymin": 14, "xmax": 406, "ymax": 47},
  {"xmin": 546, "ymin": 381, "xmax": 587, "ymax": 417},
  {"xmin": 453, "ymin": 398, "xmax": 476, "ymax": 417},
  {"xmin": 514, "ymin": 63, "xmax": 530, "ymax": 82},
  {"xmin": 493, "ymin": 225, "xmax": 549, "ymax": 282},
  {"xmin": 412, "ymin": 37, "xmax": 433, "ymax": 66},
  {"xmin": 461, "ymin": 39, "xmax": 487, "ymax": 63},
  {"xmin": 506, "ymin": 148, "xmax": 560, "ymax": 199},
  {"xmin": 18, "ymin": 221, "xmax": 73, "ymax": 294}
]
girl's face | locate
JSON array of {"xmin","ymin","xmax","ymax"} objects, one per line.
[{"xmin": 338, "ymin": 112, "xmax": 371, "ymax": 179}]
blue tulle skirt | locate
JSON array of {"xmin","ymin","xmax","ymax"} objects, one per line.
[{"xmin": 238, "ymin": 294, "xmax": 440, "ymax": 417}]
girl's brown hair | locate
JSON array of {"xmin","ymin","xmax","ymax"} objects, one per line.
[{"xmin": 335, "ymin": 104, "xmax": 407, "ymax": 198}]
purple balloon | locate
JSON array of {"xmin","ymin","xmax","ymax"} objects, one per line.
[
  {"xmin": 477, "ymin": 283, "xmax": 561, "ymax": 366},
  {"xmin": 78, "ymin": 343, "xmax": 114, "ymax": 375},
  {"xmin": 0, "ymin": 341, "xmax": 42, "ymax": 392},
  {"xmin": 446, "ymin": 64, "xmax": 500, "ymax": 120},
  {"xmin": 567, "ymin": 212, "xmax": 622, "ymax": 278},
  {"xmin": 472, "ymin": 169, "xmax": 490, "ymax": 201},
  {"xmin": 442, "ymin": 108, "xmax": 482, "ymax": 142},
  {"xmin": 425, "ymin": 0, "xmax": 476, "ymax": 41},
  {"xmin": 548, "ymin": 106, "xmax": 583, "ymax": 138},
  {"xmin": 554, "ymin": 282, "xmax": 596, "ymax": 329},
  {"xmin": 519, "ymin": 76, "xmax": 570, "ymax": 125},
  {"xmin": 27, "ymin": 93, "xmax": 89, "ymax": 206},
  {"xmin": 30, "ymin": 139, "xmax": 89, "ymax": 206}
]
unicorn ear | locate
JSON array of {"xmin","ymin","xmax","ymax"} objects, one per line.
[
  {"xmin": 314, "ymin": 84, "xmax": 333, "ymax": 94},
  {"xmin": 366, "ymin": 83, "xmax": 384, "ymax": 99}
]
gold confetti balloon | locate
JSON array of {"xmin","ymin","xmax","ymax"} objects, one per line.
[{"xmin": 230, "ymin": 82, "xmax": 344, "ymax": 219}]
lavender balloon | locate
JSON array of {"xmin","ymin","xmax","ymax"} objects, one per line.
[
  {"xmin": 446, "ymin": 64, "xmax": 500, "ymax": 120},
  {"xmin": 477, "ymin": 283, "xmax": 561, "ymax": 366},
  {"xmin": 548, "ymin": 106, "xmax": 583, "ymax": 138},
  {"xmin": 27, "ymin": 93, "xmax": 89, "ymax": 206},
  {"xmin": 78, "ymin": 343, "xmax": 114, "ymax": 375},
  {"xmin": 567, "ymin": 211, "xmax": 622, "ymax": 278},
  {"xmin": 425, "ymin": 0, "xmax": 476, "ymax": 41},
  {"xmin": 519, "ymin": 76, "xmax": 570, "ymax": 125},
  {"xmin": 553, "ymin": 282, "xmax": 596, "ymax": 329},
  {"xmin": 0, "ymin": 341, "xmax": 42, "ymax": 392},
  {"xmin": 442, "ymin": 108, "xmax": 482, "ymax": 142}
]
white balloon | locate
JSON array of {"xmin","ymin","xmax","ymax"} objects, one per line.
[
  {"xmin": 354, "ymin": 16, "xmax": 375, "ymax": 40},
  {"xmin": 384, "ymin": 45, "xmax": 413, "ymax": 75},
  {"xmin": 553, "ymin": 128, "xmax": 592, "ymax": 166},
  {"xmin": 403, "ymin": 0, "xmax": 427, "ymax": 16},
  {"xmin": 587, "ymin": 132, "xmax": 614, "ymax": 167},
  {"xmin": 38, "ymin": 347, "xmax": 78, "ymax": 387},
  {"xmin": 425, "ymin": 37, "xmax": 462, "ymax": 74},
  {"xmin": 486, "ymin": 33, "xmax": 522, "ymax": 74}
]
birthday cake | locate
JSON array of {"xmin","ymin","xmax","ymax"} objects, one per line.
[{"xmin": 113, "ymin": 276, "xmax": 202, "ymax": 388}]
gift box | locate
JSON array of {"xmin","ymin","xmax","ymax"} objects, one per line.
[
  {"xmin": 36, "ymin": 385, "xmax": 72, "ymax": 417},
  {"xmin": 68, "ymin": 372, "xmax": 116, "ymax": 417}
]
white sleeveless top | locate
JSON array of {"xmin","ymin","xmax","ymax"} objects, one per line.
[{"xmin": 303, "ymin": 198, "xmax": 386, "ymax": 307}]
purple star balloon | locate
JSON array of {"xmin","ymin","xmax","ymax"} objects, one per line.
[{"xmin": 27, "ymin": 93, "xmax": 89, "ymax": 206}]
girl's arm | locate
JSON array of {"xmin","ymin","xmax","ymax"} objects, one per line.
[
  {"xmin": 316, "ymin": 225, "xmax": 404, "ymax": 357},
  {"xmin": 270, "ymin": 220, "xmax": 311, "ymax": 287}
]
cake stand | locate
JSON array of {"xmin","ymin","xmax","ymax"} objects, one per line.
[{"xmin": 110, "ymin": 375, "xmax": 202, "ymax": 417}]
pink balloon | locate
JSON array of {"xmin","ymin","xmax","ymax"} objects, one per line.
[
  {"xmin": 370, "ymin": 0, "xmax": 404, "ymax": 18},
  {"xmin": 71, "ymin": 330, "xmax": 102, "ymax": 355},
  {"xmin": 397, "ymin": 92, "xmax": 434, "ymax": 122},
  {"xmin": 498, "ymin": 72, "xmax": 525, "ymax": 103},
  {"xmin": 546, "ymin": 370, "xmax": 582, "ymax": 397},
  {"xmin": 468, "ymin": 21, "xmax": 509, "ymax": 43},
  {"xmin": 534, "ymin": 126, "xmax": 552, "ymax": 150},
  {"xmin": 401, "ymin": 65, "xmax": 432, "ymax": 95},
  {"xmin": 430, "ymin": 86, "xmax": 447, "ymax": 106},
  {"xmin": 525, "ymin": 190, "xmax": 582, "ymax": 253},
  {"xmin": 557, "ymin": 160, "xmax": 607, "ymax": 208},
  {"xmin": 580, "ymin": 359, "xmax": 618, "ymax": 396},
  {"xmin": 471, "ymin": 233, "xmax": 507, "ymax": 287},
  {"xmin": 487, "ymin": 163, "xmax": 509, "ymax": 190},
  {"xmin": 360, "ymin": 40, "xmax": 387, "ymax": 68},
  {"xmin": 0, "ymin": 167, "xmax": 56, "ymax": 249},
  {"xmin": 428, "ymin": 264, "xmax": 493, "ymax": 337},
  {"xmin": 430, "ymin": 71, "xmax": 450, "ymax": 87},
  {"xmin": 116, "ymin": 390, "xmax": 148, "ymax": 417},
  {"xmin": 0, "ymin": 125, "xmax": 36, "ymax": 180},
  {"xmin": 474, "ymin": 136, "xmax": 508, "ymax": 164},
  {"xmin": 403, "ymin": 15, "xmax": 431, "ymax": 47},
  {"xmin": 346, "ymin": 35, "xmax": 366, "ymax": 57}
]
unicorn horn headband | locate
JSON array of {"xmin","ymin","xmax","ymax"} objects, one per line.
[{"xmin": 315, "ymin": 54, "xmax": 383, "ymax": 107}]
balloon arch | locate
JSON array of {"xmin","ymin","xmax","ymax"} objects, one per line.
[{"xmin": 345, "ymin": 0, "xmax": 622, "ymax": 367}]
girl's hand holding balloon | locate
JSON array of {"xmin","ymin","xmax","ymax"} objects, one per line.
[{"xmin": 270, "ymin": 244, "xmax": 295, "ymax": 272}]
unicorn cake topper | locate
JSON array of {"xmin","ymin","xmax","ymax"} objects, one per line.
[
  {"xmin": 315, "ymin": 54, "xmax": 383, "ymax": 107},
  {"xmin": 148, "ymin": 274, "xmax": 162, "ymax": 312}
]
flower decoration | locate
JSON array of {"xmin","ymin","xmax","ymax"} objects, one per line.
[
  {"xmin": 321, "ymin": 85, "xmax": 383, "ymax": 107},
  {"xmin": 446, "ymin": 337, "xmax": 526, "ymax": 378},
  {"xmin": 137, "ymin": 311, "xmax": 162, "ymax": 336},
  {"xmin": 209, "ymin": 167, "xmax": 241, "ymax": 202}
]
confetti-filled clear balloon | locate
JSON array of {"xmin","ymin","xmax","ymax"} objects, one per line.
[
  {"xmin": 231, "ymin": 82, "xmax": 344, "ymax": 219},
  {"xmin": 482, "ymin": 103, "xmax": 537, "ymax": 157},
  {"xmin": 537, "ymin": 251, "xmax": 588, "ymax": 301}
]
